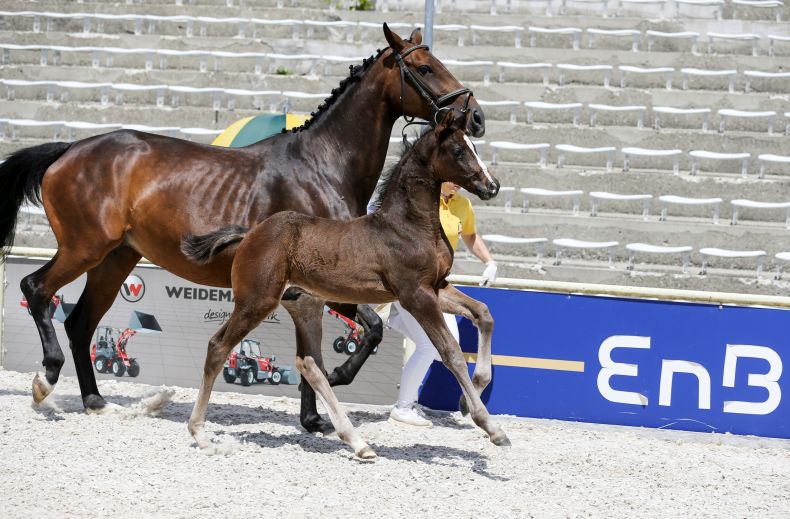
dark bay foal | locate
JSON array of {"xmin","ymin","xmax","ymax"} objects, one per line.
[{"xmin": 183, "ymin": 111, "xmax": 506, "ymax": 458}]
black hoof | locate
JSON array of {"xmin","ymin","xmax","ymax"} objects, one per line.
[
  {"xmin": 458, "ymin": 396, "xmax": 470, "ymax": 416},
  {"xmin": 83, "ymin": 394, "xmax": 108, "ymax": 411},
  {"xmin": 302, "ymin": 416, "xmax": 335, "ymax": 435}
]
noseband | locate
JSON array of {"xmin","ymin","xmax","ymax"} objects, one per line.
[{"xmin": 393, "ymin": 43, "xmax": 473, "ymax": 130}]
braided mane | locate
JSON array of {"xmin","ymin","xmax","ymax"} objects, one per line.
[{"xmin": 285, "ymin": 47, "xmax": 389, "ymax": 133}]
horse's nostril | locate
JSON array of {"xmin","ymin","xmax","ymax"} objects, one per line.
[{"xmin": 473, "ymin": 110, "xmax": 483, "ymax": 125}]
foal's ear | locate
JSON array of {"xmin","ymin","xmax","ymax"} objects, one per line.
[
  {"xmin": 434, "ymin": 109, "xmax": 455, "ymax": 138},
  {"xmin": 383, "ymin": 23, "xmax": 405, "ymax": 51},
  {"xmin": 408, "ymin": 28, "xmax": 423, "ymax": 45}
]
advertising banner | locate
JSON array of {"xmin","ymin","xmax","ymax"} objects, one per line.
[
  {"xmin": 420, "ymin": 286, "xmax": 790, "ymax": 439},
  {"xmin": 2, "ymin": 257, "xmax": 405, "ymax": 405}
]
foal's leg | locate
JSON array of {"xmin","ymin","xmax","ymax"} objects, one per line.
[
  {"xmin": 280, "ymin": 287, "xmax": 334, "ymax": 434},
  {"xmin": 326, "ymin": 304, "xmax": 384, "ymax": 387},
  {"xmin": 400, "ymin": 287, "xmax": 510, "ymax": 446},
  {"xmin": 438, "ymin": 284, "xmax": 494, "ymax": 416},
  {"xmin": 64, "ymin": 246, "xmax": 142, "ymax": 411},
  {"xmin": 21, "ymin": 244, "xmax": 118, "ymax": 403}
]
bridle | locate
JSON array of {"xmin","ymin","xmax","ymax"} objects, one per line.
[{"xmin": 392, "ymin": 43, "xmax": 473, "ymax": 136}]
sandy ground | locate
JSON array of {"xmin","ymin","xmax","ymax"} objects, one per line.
[{"xmin": 0, "ymin": 369, "xmax": 788, "ymax": 519}]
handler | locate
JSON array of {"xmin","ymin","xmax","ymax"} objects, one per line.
[{"xmin": 385, "ymin": 181, "xmax": 497, "ymax": 427}]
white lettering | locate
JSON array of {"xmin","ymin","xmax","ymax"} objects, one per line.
[
  {"xmin": 722, "ymin": 344, "xmax": 783, "ymax": 415},
  {"xmin": 659, "ymin": 360, "xmax": 711, "ymax": 409},
  {"xmin": 597, "ymin": 335, "xmax": 650, "ymax": 406}
]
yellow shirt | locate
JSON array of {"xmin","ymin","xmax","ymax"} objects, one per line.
[{"xmin": 439, "ymin": 194, "xmax": 476, "ymax": 252}]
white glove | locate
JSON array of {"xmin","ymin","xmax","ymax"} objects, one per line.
[{"xmin": 480, "ymin": 261, "xmax": 498, "ymax": 287}]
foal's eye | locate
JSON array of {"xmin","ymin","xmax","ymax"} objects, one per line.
[
  {"xmin": 417, "ymin": 65, "xmax": 433, "ymax": 75},
  {"xmin": 453, "ymin": 145, "xmax": 464, "ymax": 157}
]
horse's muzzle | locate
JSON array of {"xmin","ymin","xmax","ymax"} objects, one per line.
[{"xmin": 468, "ymin": 108, "xmax": 485, "ymax": 138}]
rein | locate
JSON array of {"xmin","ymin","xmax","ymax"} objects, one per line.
[{"xmin": 393, "ymin": 43, "xmax": 472, "ymax": 141}]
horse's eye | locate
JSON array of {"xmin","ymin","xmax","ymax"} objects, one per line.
[
  {"xmin": 417, "ymin": 65, "xmax": 433, "ymax": 75},
  {"xmin": 453, "ymin": 146, "xmax": 464, "ymax": 157}
]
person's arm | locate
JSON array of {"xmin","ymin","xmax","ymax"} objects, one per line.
[
  {"xmin": 461, "ymin": 232, "xmax": 493, "ymax": 264},
  {"xmin": 461, "ymin": 232, "xmax": 498, "ymax": 286}
]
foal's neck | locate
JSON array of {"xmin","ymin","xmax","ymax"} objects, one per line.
[{"xmin": 378, "ymin": 149, "xmax": 442, "ymax": 235}]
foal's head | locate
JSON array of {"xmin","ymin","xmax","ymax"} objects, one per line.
[{"xmin": 421, "ymin": 110, "xmax": 500, "ymax": 201}]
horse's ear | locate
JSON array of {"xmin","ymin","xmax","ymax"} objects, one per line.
[
  {"xmin": 409, "ymin": 28, "xmax": 423, "ymax": 45},
  {"xmin": 383, "ymin": 23, "xmax": 404, "ymax": 51},
  {"xmin": 434, "ymin": 109, "xmax": 455, "ymax": 137}
]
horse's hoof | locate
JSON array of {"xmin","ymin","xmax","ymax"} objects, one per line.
[
  {"xmin": 83, "ymin": 394, "xmax": 108, "ymax": 411},
  {"xmin": 32, "ymin": 373, "xmax": 53, "ymax": 403},
  {"xmin": 303, "ymin": 416, "xmax": 335, "ymax": 435},
  {"xmin": 490, "ymin": 432, "xmax": 512, "ymax": 447},
  {"xmin": 458, "ymin": 396, "xmax": 470, "ymax": 416},
  {"xmin": 356, "ymin": 446, "xmax": 377, "ymax": 460}
]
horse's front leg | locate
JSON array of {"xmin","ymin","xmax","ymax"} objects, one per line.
[
  {"xmin": 400, "ymin": 287, "xmax": 509, "ymax": 446},
  {"xmin": 326, "ymin": 303, "xmax": 384, "ymax": 387},
  {"xmin": 438, "ymin": 284, "xmax": 494, "ymax": 416},
  {"xmin": 280, "ymin": 287, "xmax": 334, "ymax": 434}
]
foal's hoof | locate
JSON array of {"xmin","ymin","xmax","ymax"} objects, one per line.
[
  {"xmin": 490, "ymin": 432, "xmax": 512, "ymax": 447},
  {"xmin": 303, "ymin": 416, "xmax": 335, "ymax": 435},
  {"xmin": 355, "ymin": 446, "xmax": 377, "ymax": 460},
  {"xmin": 458, "ymin": 396, "xmax": 470, "ymax": 416},
  {"xmin": 32, "ymin": 373, "xmax": 53, "ymax": 403}
]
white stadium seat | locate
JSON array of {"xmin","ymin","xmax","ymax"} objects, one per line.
[
  {"xmin": 585, "ymin": 28, "xmax": 641, "ymax": 51},
  {"xmin": 674, "ymin": 0, "xmax": 724, "ymax": 20},
  {"xmin": 482, "ymin": 234, "xmax": 549, "ymax": 261},
  {"xmin": 689, "ymin": 150, "xmax": 751, "ymax": 177},
  {"xmin": 552, "ymin": 238, "xmax": 619, "ymax": 268},
  {"xmin": 773, "ymin": 251, "xmax": 790, "ymax": 279},
  {"xmin": 681, "ymin": 68, "xmax": 737, "ymax": 93},
  {"xmin": 707, "ymin": 32, "xmax": 761, "ymax": 57},
  {"xmin": 588, "ymin": 104, "xmax": 646, "ymax": 128},
  {"xmin": 653, "ymin": 106, "xmax": 712, "ymax": 131},
  {"xmin": 730, "ymin": 199, "xmax": 790, "ymax": 227},
  {"xmin": 626, "ymin": 243, "xmax": 693, "ymax": 273},
  {"xmin": 524, "ymin": 101, "xmax": 583, "ymax": 126},
  {"xmin": 589, "ymin": 192, "xmax": 653, "ymax": 219},
  {"xmin": 497, "ymin": 61, "xmax": 552, "ymax": 85},
  {"xmin": 520, "ymin": 188, "xmax": 584, "ymax": 215},
  {"xmin": 717, "ymin": 109, "xmax": 776, "ymax": 134},
  {"xmin": 490, "ymin": 141, "xmax": 550, "ymax": 167},
  {"xmin": 743, "ymin": 70, "xmax": 790, "ymax": 93},
  {"xmin": 555, "ymin": 144, "xmax": 617, "ymax": 171},
  {"xmin": 699, "ymin": 247, "xmax": 766, "ymax": 275},
  {"xmin": 470, "ymin": 25, "xmax": 524, "ymax": 48},
  {"xmin": 732, "ymin": 0, "xmax": 784, "ymax": 22},
  {"xmin": 768, "ymin": 34, "xmax": 790, "ymax": 56},
  {"xmin": 618, "ymin": 65, "xmax": 675, "ymax": 90},
  {"xmin": 645, "ymin": 30, "xmax": 700, "ymax": 53},
  {"xmin": 557, "ymin": 64, "xmax": 613, "ymax": 87},
  {"xmin": 658, "ymin": 195, "xmax": 723, "ymax": 224},
  {"xmin": 477, "ymin": 100, "xmax": 521, "ymax": 124},
  {"xmin": 497, "ymin": 186, "xmax": 517, "ymax": 211},
  {"xmin": 621, "ymin": 147, "xmax": 682, "ymax": 174},
  {"xmin": 757, "ymin": 154, "xmax": 790, "ymax": 178},
  {"xmin": 528, "ymin": 26, "xmax": 583, "ymax": 50}
]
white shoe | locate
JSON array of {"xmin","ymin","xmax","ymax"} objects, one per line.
[{"xmin": 389, "ymin": 405, "xmax": 433, "ymax": 427}]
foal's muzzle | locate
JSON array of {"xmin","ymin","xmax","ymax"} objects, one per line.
[{"xmin": 475, "ymin": 178, "xmax": 500, "ymax": 201}]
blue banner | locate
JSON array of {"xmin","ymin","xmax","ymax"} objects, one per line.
[{"xmin": 419, "ymin": 286, "xmax": 790, "ymax": 439}]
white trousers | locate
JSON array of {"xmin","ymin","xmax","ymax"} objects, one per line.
[{"xmin": 387, "ymin": 301, "xmax": 459, "ymax": 408}]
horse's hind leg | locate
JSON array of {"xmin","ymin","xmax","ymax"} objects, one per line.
[
  {"xmin": 438, "ymin": 284, "xmax": 494, "ymax": 416},
  {"xmin": 21, "ymin": 245, "xmax": 115, "ymax": 402},
  {"xmin": 326, "ymin": 304, "xmax": 384, "ymax": 387},
  {"xmin": 281, "ymin": 288, "xmax": 334, "ymax": 434},
  {"xmin": 64, "ymin": 246, "xmax": 142, "ymax": 411}
]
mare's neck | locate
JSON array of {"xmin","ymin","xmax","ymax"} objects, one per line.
[{"xmin": 294, "ymin": 58, "xmax": 399, "ymax": 216}]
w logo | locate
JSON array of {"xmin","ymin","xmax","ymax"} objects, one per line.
[{"xmin": 121, "ymin": 274, "xmax": 145, "ymax": 303}]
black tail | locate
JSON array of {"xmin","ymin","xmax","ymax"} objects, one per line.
[
  {"xmin": 181, "ymin": 224, "xmax": 249, "ymax": 265},
  {"xmin": 0, "ymin": 141, "xmax": 72, "ymax": 254}
]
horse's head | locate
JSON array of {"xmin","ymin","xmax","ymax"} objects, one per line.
[
  {"xmin": 426, "ymin": 110, "xmax": 499, "ymax": 201},
  {"xmin": 383, "ymin": 23, "xmax": 485, "ymax": 138}
]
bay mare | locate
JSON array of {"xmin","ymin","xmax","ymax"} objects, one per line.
[
  {"xmin": 0, "ymin": 25, "xmax": 487, "ymax": 433},
  {"xmin": 182, "ymin": 111, "xmax": 506, "ymax": 458}
]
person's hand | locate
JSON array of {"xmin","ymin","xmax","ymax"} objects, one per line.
[{"xmin": 480, "ymin": 261, "xmax": 498, "ymax": 286}]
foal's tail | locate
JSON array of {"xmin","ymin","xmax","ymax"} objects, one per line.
[
  {"xmin": 181, "ymin": 225, "xmax": 249, "ymax": 265},
  {"xmin": 0, "ymin": 142, "xmax": 72, "ymax": 254}
]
